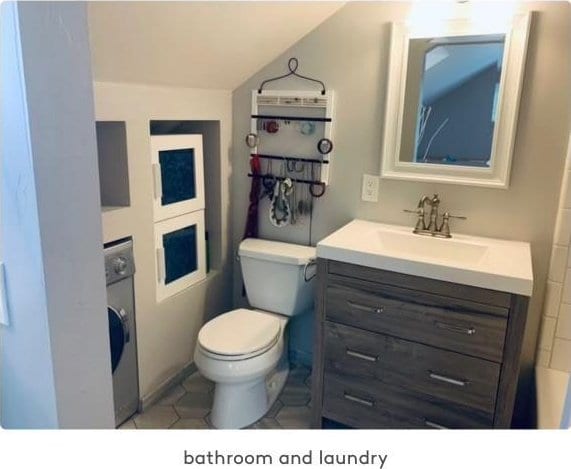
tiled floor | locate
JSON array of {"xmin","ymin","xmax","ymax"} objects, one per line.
[{"xmin": 120, "ymin": 365, "xmax": 312, "ymax": 429}]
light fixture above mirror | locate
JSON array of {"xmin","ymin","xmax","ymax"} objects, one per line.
[{"xmin": 380, "ymin": 12, "xmax": 532, "ymax": 188}]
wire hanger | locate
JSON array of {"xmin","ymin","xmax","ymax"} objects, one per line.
[{"xmin": 258, "ymin": 58, "xmax": 326, "ymax": 95}]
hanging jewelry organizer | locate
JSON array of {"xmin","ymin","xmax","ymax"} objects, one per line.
[
  {"xmin": 246, "ymin": 58, "xmax": 334, "ymax": 187},
  {"xmin": 243, "ymin": 58, "xmax": 334, "ymax": 237}
]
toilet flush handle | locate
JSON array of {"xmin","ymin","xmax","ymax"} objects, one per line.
[{"xmin": 304, "ymin": 260, "xmax": 317, "ymax": 282}]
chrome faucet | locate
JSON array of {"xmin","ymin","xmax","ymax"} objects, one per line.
[{"xmin": 404, "ymin": 194, "xmax": 466, "ymax": 238}]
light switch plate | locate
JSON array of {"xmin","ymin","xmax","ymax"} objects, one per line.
[
  {"xmin": 361, "ymin": 174, "xmax": 380, "ymax": 202},
  {"xmin": 0, "ymin": 262, "xmax": 9, "ymax": 327}
]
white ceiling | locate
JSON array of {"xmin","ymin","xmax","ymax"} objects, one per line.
[{"xmin": 88, "ymin": 1, "xmax": 344, "ymax": 90}]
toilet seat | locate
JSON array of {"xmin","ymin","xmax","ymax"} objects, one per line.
[{"xmin": 198, "ymin": 309, "xmax": 281, "ymax": 361}]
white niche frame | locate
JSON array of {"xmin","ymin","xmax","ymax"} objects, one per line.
[
  {"xmin": 154, "ymin": 210, "xmax": 206, "ymax": 302},
  {"xmin": 380, "ymin": 12, "xmax": 532, "ymax": 189},
  {"xmin": 150, "ymin": 134, "xmax": 205, "ymax": 222}
]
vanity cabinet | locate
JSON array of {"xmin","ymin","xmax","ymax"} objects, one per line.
[{"xmin": 311, "ymin": 260, "xmax": 529, "ymax": 429}]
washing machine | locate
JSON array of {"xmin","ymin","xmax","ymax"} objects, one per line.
[{"xmin": 104, "ymin": 238, "xmax": 139, "ymax": 427}]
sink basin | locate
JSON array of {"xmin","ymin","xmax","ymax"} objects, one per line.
[
  {"xmin": 317, "ymin": 220, "xmax": 533, "ymax": 295},
  {"xmin": 378, "ymin": 229, "xmax": 488, "ymax": 266}
]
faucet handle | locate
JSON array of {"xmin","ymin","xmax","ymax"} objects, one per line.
[
  {"xmin": 444, "ymin": 213, "xmax": 467, "ymax": 220},
  {"xmin": 404, "ymin": 208, "xmax": 425, "ymax": 232},
  {"xmin": 440, "ymin": 212, "xmax": 466, "ymax": 238}
]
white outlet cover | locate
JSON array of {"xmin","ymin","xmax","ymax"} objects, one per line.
[{"xmin": 361, "ymin": 174, "xmax": 380, "ymax": 202}]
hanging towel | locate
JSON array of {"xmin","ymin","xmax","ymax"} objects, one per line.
[{"xmin": 243, "ymin": 154, "xmax": 261, "ymax": 239}]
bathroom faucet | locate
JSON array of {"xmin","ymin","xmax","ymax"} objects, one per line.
[{"xmin": 404, "ymin": 194, "xmax": 466, "ymax": 238}]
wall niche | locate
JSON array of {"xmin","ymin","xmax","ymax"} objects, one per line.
[
  {"xmin": 150, "ymin": 120, "xmax": 222, "ymax": 273},
  {"xmin": 96, "ymin": 121, "xmax": 130, "ymax": 211}
]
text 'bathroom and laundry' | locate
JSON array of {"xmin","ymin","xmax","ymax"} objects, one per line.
[{"xmin": 184, "ymin": 449, "xmax": 389, "ymax": 469}]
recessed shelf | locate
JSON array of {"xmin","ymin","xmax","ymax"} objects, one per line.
[
  {"xmin": 96, "ymin": 121, "xmax": 130, "ymax": 210},
  {"xmin": 101, "ymin": 206, "xmax": 128, "ymax": 213}
]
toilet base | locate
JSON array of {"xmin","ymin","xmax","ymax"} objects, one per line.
[{"xmin": 210, "ymin": 357, "xmax": 289, "ymax": 429}]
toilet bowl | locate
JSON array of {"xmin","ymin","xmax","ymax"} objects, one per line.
[
  {"xmin": 194, "ymin": 239, "xmax": 316, "ymax": 429},
  {"xmin": 195, "ymin": 309, "xmax": 289, "ymax": 429}
]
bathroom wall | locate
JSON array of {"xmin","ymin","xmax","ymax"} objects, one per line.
[
  {"xmin": 94, "ymin": 82, "xmax": 234, "ymax": 402},
  {"xmin": 1, "ymin": 1, "xmax": 114, "ymax": 428},
  {"xmin": 231, "ymin": 1, "xmax": 571, "ymax": 424},
  {"xmin": 537, "ymin": 132, "xmax": 571, "ymax": 372},
  {"xmin": 1, "ymin": 0, "xmax": 59, "ymax": 428}
]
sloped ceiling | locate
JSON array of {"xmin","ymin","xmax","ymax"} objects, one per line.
[{"xmin": 88, "ymin": 1, "xmax": 344, "ymax": 90}]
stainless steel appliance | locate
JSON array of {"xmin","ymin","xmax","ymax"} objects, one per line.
[{"xmin": 104, "ymin": 238, "xmax": 139, "ymax": 427}]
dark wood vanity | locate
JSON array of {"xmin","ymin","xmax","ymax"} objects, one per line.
[{"xmin": 310, "ymin": 259, "xmax": 530, "ymax": 429}]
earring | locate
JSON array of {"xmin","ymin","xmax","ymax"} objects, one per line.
[
  {"xmin": 299, "ymin": 121, "xmax": 316, "ymax": 136},
  {"xmin": 262, "ymin": 120, "xmax": 279, "ymax": 134}
]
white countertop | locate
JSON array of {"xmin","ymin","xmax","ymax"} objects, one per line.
[{"xmin": 317, "ymin": 220, "xmax": 533, "ymax": 296}]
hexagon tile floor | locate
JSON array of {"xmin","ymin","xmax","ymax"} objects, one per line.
[{"xmin": 119, "ymin": 365, "xmax": 312, "ymax": 430}]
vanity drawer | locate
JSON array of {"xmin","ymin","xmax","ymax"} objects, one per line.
[
  {"xmin": 325, "ymin": 279, "xmax": 508, "ymax": 362},
  {"xmin": 324, "ymin": 322, "xmax": 500, "ymax": 414},
  {"xmin": 322, "ymin": 372, "xmax": 492, "ymax": 429}
]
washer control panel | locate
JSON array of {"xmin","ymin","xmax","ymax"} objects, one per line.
[{"xmin": 104, "ymin": 238, "xmax": 135, "ymax": 286}]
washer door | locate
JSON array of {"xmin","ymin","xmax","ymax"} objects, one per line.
[{"xmin": 108, "ymin": 306, "xmax": 130, "ymax": 373}]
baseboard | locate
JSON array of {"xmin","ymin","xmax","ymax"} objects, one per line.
[{"xmin": 140, "ymin": 362, "xmax": 197, "ymax": 412}]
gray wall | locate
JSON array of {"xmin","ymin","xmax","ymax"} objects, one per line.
[
  {"xmin": 1, "ymin": 1, "xmax": 114, "ymax": 428},
  {"xmin": 1, "ymin": 0, "xmax": 59, "ymax": 428},
  {"xmin": 231, "ymin": 1, "xmax": 571, "ymax": 425}
]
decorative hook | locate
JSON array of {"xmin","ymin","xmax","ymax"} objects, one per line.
[
  {"xmin": 258, "ymin": 57, "xmax": 326, "ymax": 95},
  {"xmin": 288, "ymin": 57, "xmax": 299, "ymax": 73}
]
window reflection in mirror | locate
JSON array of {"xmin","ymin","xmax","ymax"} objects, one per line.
[{"xmin": 400, "ymin": 34, "xmax": 506, "ymax": 167}]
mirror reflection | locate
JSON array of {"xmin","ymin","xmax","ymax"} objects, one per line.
[{"xmin": 400, "ymin": 34, "xmax": 506, "ymax": 167}]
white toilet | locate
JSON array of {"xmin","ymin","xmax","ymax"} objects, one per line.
[{"xmin": 194, "ymin": 238, "xmax": 316, "ymax": 429}]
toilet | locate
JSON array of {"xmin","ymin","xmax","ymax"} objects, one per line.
[{"xmin": 194, "ymin": 238, "xmax": 316, "ymax": 429}]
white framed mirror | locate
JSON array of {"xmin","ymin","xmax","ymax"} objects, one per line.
[{"xmin": 381, "ymin": 13, "xmax": 531, "ymax": 188}]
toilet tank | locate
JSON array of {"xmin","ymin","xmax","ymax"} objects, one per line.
[{"xmin": 239, "ymin": 239, "xmax": 317, "ymax": 316}]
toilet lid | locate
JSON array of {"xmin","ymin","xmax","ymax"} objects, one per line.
[{"xmin": 198, "ymin": 309, "xmax": 281, "ymax": 357}]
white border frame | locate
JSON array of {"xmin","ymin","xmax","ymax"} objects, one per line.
[
  {"xmin": 150, "ymin": 134, "xmax": 205, "ymax": 221},
  {"xmin": 380, "ymin": 13, "xmax": 532, "ymax": 188},
  {"xmin": 154, "ymin": 210, "xmax": 207, "ymax": 302}
]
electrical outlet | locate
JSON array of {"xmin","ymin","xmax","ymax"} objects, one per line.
[{"xmin": 361, "ymin": 174, "xmax": 379, "ymax": 202}]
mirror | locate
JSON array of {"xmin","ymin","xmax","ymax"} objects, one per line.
[
  {"xmin": 381, "ymin": 14, "xmax": 531, "ymax": 188},
  {"xmin": 401, "ymin": 35, "xmax": 505, "ymax": 167}
]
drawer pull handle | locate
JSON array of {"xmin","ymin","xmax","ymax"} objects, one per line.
[
  {"xmin": 435, "ymin": 321, "xmax": 476, "ymax": 336},
  {"xmin": 348, "ymin": 301, "xmax": 384, "ymax": 314},
  {"xmin": 346, "ymin": 349, "xmax": 378, "ymax": 362},
  {"xmin": 343, "ymin": 393, "xmax": 374, "ymax": 407},
  {"xmin": 424, "ymin": 419, "xmax": 449, "ymax": 429},
  {"xmin": 428, "ymin": 371, "xmax": 468, "ymax": 387}
]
